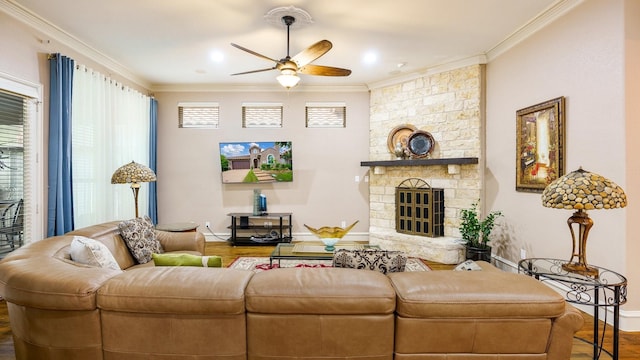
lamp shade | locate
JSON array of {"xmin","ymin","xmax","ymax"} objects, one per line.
[
  {"xmin": 541, "ymin": 167, "xmax": 627, "ymax": 276},
  {"xmin": 111, "ymin": 161, "xmax": 156, "ymax": 184},
  {"xmin": 276, "ymin": 69, "xmax": 300, "ymax": 89},
  {"xmin": 541, "ymin": 167, "xmax": 627, "ymax": 210}
]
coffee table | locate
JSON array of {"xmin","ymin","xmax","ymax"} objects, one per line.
[{"xmin": 270, "ymin": 242, "xmax": 378, "ymax": 266}]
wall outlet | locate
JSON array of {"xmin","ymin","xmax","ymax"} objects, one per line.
[
  {"xmin": 520, "ymin": 248, "xmax": 527, "ymax": 259},
  {"xmin": 355, "ymin": 175, "xmax": 360, "ymax": 182},
  {"xmin": 205, "ymin": 221, "xmax": 210, "ymax": 228},
  {"xmin": 341, "ymin": 220, "xmax": 346, "ymax": 228}
]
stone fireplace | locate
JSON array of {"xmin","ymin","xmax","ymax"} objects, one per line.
[{"xmin": 366, "ymin": 64, "xmax": 485, "ymax": 264}]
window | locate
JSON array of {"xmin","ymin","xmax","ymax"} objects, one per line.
[
  {"xmin": 0, "ymin": 89, "xmax": 31, "ymax": 255},
  {"xmin": 305, "ymin": 102, "xmax": 346, "ymax": 128},
  {"xmin": 178, "ymin": 102, "xmax": 219, "ymax": 128},
  {"xmin": 242, "ymin": 102, "xmax": 283, "ymax": 128},
  {"xmin": 72, "ymin": 65, "xmax": 150, "ymax": 226},
  {"xmin": 0, "ymin": 75, "xmax": 42, "ymax": 253}
]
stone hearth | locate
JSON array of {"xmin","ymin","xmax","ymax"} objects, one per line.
[{"xmin": 369, "ymin": 227, "xmax": 464, "ymax": 264}]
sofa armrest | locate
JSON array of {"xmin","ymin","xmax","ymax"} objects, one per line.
[
  {"xmin": 0, "ymin": 237, "xmax": 122, "ymax": 310},
  {"xmin": 156, "ymin": 230, "xmax": 205, "ymax": 255},
  {"xmin": 547, "ymin": 303, "xmax": 585, "ymax": 360}
]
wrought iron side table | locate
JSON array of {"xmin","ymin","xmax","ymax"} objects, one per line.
[{"xmin": 519, "ymin": 258, "xmax": 627, "ymax": 360}]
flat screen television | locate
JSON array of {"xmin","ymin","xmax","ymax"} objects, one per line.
[{"xmin": 219, "ymin": 141, "xmax": 293, "ymax": 183}]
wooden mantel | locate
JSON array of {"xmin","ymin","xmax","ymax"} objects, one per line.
[{"xmin": 360, "ymin": 157, "xmax": 478, "ymax": 167}]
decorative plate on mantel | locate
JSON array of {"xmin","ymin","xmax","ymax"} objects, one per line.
[
  {"xmin": 407, "ymin": 130, "xmax": 435, "ymax": 158},
  {"xmin": 387, "ymin": 124, "xmax": 417, "ymax": 153}
]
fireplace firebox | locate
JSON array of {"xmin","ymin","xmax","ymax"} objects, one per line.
[{"xmin": 395, "ymin": 178, "xmax": 444, "ymax": 237}]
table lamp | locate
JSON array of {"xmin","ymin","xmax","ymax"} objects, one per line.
[
  {"xmin": 541, "ymin": 167, "xmax": 627, "ymax": 276},
  {"xmin": 111, "ymin": 161, "xmax": 157, "ymax": 218}
]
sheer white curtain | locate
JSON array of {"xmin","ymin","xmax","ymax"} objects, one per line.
[{"xmin": 72, "ymin": 65, "xmax": 150, "ymax": 227}]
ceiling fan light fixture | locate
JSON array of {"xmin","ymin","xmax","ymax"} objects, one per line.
[
  {"xmin": 277, "ymin": 69, "xmax": 300, "ymax": 88},
  {"xmin": 231, "ymin": 6, "xmax": 350, "ymax": 87},
  {"xmin": 277, "ymin": 73, "xmax": 300, "ymax": 89}
]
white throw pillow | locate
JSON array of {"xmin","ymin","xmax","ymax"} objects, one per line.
[
  {"xmin": 453, "ymin": 259, "xmax": 483, "ymax": 271},
  {"xmin": 70, "ymin": 236, "xmax": 121, "ymax": 271}
]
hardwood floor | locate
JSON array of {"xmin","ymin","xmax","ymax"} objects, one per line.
[{"xmin": 0, "ymin": 241, "xmax": 637, "ymax": 359}]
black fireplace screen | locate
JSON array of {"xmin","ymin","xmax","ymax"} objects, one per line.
[{"xmin": 396, "ymin": 178, "xmax": 444, "ymax": 237}]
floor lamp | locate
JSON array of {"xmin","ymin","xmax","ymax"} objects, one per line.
[{"xmin": 111, "ymin": 161, "xmax": 157, "ymax": 218}]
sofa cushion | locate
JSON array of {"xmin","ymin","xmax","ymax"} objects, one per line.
[
  {"xmin": 333, "ymin": 248, "xmax": 407, "ymax": 274},
  {"xmin": 70, "ymin": 235, "xmax": 121, "ymax": 271},
  {"xmin": 246, "ymin": 267, "xmax": 396, "ymax": 314},
  {"xmin": 118, "ymin": 215, "xmax": 163, "ymax": 264},
  {"xmin": 152, "ymin": 253, "xmax": 222, "ymax": 267},
  {"xmin": 245, "ymin": 268, "xmax": 396, "ymax": 360},
  {"xmin": 97, "ymin": 267, "xmax": 253, "ymax": 314},
  {"xmin": 388, "ymin": 270, "xmax": 566, "ymax": 318}
]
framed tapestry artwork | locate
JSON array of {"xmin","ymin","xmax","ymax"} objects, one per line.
[{"xmin": 515, "ymin": 97, "xmax": 565, "ymax": 193}]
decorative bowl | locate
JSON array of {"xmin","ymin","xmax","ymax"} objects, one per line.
[{"xmin": 321, "ymin": 238, "xmax": 339, "ymax": 252}]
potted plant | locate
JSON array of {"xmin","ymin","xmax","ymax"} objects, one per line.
[{"xmin": 459, "ymin": 200, "xmax": 503, "ymax": 262}]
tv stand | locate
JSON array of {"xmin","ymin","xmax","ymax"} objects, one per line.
[{"xmin": 227, "ymin": 212, "xmax": 292, "ymax": 246}]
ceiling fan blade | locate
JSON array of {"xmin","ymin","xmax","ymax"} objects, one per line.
[
  {"xmin": 291, "ymin": 40, "xmax": 332, "ymax": 68},
  {"xmin": 299, "ymin": 64, "xmax": 352, "ymax": 77},
  {"xmin": 231, "ymin": 67, "xmax": 277, "ymax": 76},
  {"xmin": 230, "ymin": 43, "xmax": 279, "ymax": 63}
]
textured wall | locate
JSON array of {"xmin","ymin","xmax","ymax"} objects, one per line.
[{"xmin": 367, "ymin": 65, "xmax": 485, "ymax": 262}]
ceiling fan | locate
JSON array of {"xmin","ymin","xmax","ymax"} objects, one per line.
[{"xmin": 231, "ymin": 15, "xmax": 351, "ymax": 88}]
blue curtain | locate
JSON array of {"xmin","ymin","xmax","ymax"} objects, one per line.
[
  {"xmin": 47, "ymin": 54, "xmax": 75, "ymax": 236},
  {"xmin": 148, "ymin": 98, "xmax": 158, "ymax": 224}
]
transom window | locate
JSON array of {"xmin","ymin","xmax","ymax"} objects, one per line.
[
  {"xmin": 178, "ymin": 102, "xmax": 219, "ymax": 128},
  {"xmin": 242, "ymin": 102, "xmax": 283, "ymax": 128},
  {"xmin": 305, "ymin": 102, "xmax": 346, "ymax": 128}
]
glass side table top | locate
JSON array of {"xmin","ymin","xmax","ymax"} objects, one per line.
[
  {"xmin": 518, "ymin": 258, "xmax": 627, "ymax": 306},
  {"xmin": 271, "ymin": 242, "xmax": 376, "ymax": 259},
  {"xmin": 270, "ymin": 242, "xmax": 380, "ymax": 266}
]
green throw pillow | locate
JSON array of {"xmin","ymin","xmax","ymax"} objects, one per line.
[{"xmin": 152, "ymin": 253, "xmax": 222, "ymax": 267}]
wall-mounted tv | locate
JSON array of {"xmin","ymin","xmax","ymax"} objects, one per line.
[{"xmin": 219, "ymin": 141, "xmax": 293, "ymax": 183}]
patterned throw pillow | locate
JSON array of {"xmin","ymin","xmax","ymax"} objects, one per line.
[
  {"xmin": 69, "ymin": 236, "xmax": 121, "ymax": 271},
  {"xmin": 333, "ymin": 249, "xmax": 407, "ymax": 274},
  {"xmin": 118, "ymin": 215, "xmax": 164, "ymax": 264}
]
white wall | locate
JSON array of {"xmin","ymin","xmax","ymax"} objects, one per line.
[
  {"xmin": 153, "ymin": 90, "xmax": 371, "ymax": 239},
  {"xmin": 487, "ymin": 0, "xmax": 638, "ymax": 327}
]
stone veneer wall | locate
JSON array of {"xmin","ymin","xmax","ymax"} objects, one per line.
[{"xmin": 367, "ymin": 64, "xmax": 485, "ymax": 264}]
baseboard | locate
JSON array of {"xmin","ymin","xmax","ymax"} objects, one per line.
[
  {"xmin": 492, "ymin": 255, "xmax": 638, "ymax": 332},
  {"xmin": 619, "ymin": 310, "xmax": 640, "ymax": 331}
]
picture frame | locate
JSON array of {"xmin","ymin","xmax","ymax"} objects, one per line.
[{"xmin": 515, "ymin": 97, "xmax": 565, "ymax": 193}]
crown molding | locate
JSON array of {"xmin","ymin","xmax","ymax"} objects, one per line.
[
  {"xmin": 150, "ymin": 83, "xmax": 369, "ymax": 93},
  {"xmin": 367, "ymin": 54, "xmax": 487, "ymax": 90},
  {"xmin": 486, "ymin": 0, "xmax": 585, "ymax": 61},
  {"xmin": 2, "ymin": 0, "xmax": 583, "ymax": 94},
  {"xmin": 1, "ymin": 0, "xmax": 151, "ymax": 90},
  {"xmin": 367, "ymin": 0, "xmax": 584, "ymax": 91}
]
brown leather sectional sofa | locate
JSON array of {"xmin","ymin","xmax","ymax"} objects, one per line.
[{"xmin": 0, "ymin": 222, "xmax": 583, "ymax": 360}]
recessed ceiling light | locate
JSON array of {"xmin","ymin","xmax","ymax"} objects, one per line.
[
  {"xmin": 210, "ymin": 50, "xmax": 224, "ymax": 63},
  {"xmin": 363, "ymin": 51, "xmax": 378, "ymax": 65}
]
